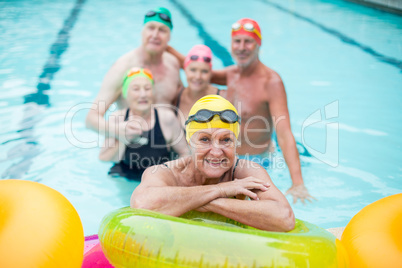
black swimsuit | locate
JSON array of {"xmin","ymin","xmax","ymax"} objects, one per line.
[
  {"xmin": 227, "ymin": 158, "xmax": 240, "ymax": 182},
  {"xmin": 108, "ymin": 108, "xmax": 172, "ymax": 180}
]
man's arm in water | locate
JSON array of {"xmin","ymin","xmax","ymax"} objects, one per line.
[
  {"xmin": 85, "ymin": 58, "xmax": 128, "ymax": 138},
  {"xmin": 268, "ymin": 73, "xmax": 315, "ymax": 204}
]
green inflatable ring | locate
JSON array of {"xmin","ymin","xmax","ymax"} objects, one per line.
[{"xmin": 99, "ymin": 207, "xmax": 348, "ymax": 267}]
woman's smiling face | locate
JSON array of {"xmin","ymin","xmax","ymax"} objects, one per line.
[
  {"xmin": 126, "ymin": 76, "xmax": 154, "ymax": 112},
  {"xmin": 184, "ymin": 61, "xmax": 211, "ymax": 92},
  {"xmin": 190, "ymin": 128, "xmax": 237, "ymax": 179}
]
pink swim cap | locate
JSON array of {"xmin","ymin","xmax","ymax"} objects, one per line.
[{"xmin": 183, "ymin": 44, "xmax": 213, "ymax": 69}]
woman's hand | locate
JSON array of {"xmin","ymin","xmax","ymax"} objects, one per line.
[
  {"xmin": 113, "ymin": 120, "xmax": 143, "ymax": 145},
  {"xmin": 216, "ymin": 177, "xmax": 270, "ymax": 200}
]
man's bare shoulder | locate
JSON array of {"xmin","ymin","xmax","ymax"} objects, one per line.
[
  {"xmin": 114, "ymin": 48, "xmax": 141, "ymax": 68},
  {"xmin": 102, "ymin": 50, "xmax": 138, "ymax": 85},
  {"xmin": 163, "ymin": 51, "xmax": 181, "ymax": 70},
  {"xmin": 260, "ymin": 65, "xmax": 284, "ymax": 91}
]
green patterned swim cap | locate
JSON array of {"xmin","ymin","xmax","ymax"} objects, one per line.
[
  {"xmin": 122, "ymin": 68, "xmax": 154, "ymax": 99},
  {"xmin": 144, "ymin": 7, "xmax": 173, "ymax": 30}
]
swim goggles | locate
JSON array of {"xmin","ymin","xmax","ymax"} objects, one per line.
[
  {"xmin": 145, "ymin": 11, "xmax": 172, "ymax": 23},
  {"xmin": 231, "ymin": 22, "xmax": 262, "ymax": 40},
  {"xmin": 185, "ymin": 109, "xmax": 241, "ymax": 125},
  {"xmin": 126, "ymin": 68, "xmax": 154, "ymax": 83},
  {"xmin": 189, "ymin": 55, "xmax": 211, "ymax": 63}
]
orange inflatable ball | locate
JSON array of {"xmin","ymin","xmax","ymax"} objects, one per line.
[
  {"xmin": 0, "ymin": 180, "xmax": 84, "ymax": 268},
  {"xmin": 341, "ymin": 194, "xmax": 402, "ymax": 268}
]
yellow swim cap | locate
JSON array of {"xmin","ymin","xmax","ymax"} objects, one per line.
[{"xmin": 185, "ymin": 95, "xmax": 240, "ymax": 142}]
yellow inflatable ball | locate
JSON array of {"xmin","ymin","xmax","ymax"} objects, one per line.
[
  {"xmin": 341, "ymin": 193, "xmax": 402, "ymax": 268},
  {"xmin": 0, "ymin": 180, "xmax": 84, "ymax": 268}
]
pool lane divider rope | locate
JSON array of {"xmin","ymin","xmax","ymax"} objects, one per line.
[
  {"xmin": 24, "ymin": 0, "xmax": 87, "ymax": 106},
  {"xmin": 169, "ymin": 0, "xmax": 235, "ymax": 67},
  {"xmin": 258, "ymin": 0, "xmax": 402, "ymax": 71}
]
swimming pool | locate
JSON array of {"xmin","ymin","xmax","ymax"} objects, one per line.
[{"xmin": 1, "ymin": 0, "xmax": 401, "ymax": 235}]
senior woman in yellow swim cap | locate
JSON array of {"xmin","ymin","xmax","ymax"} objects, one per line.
[{"xmin": 131, "ymin": 95, "xmax": 295, "ymax": 232}]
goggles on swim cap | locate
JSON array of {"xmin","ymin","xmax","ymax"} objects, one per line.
[
  {"xmin": 145, "ymin": 11, "xmax": 171, "ymax": 23},
  {"xmin": 128, "ymin": 68, "xmax": 152, "ymax": 77},
  {"xmin": 232, "ymin": 22, "xmax": 262, "ymax": 40},
  {"xmin": 185, "ymin": 95, "xmax": 240, "ymax": 142},
  {"xmin": 189, "ymin": 55, "xmax": 211, "ymax": 64},
  {"xmin": 144, "ymin": 8, "xmax": 173, "ymax": 30},
  {"xmin": 185, "ymin": 109, "xmax": 241, "ymax": 125},
  {"xmin": 184, "ymin": 45, "xmax": 213, "ymax": 69},
  {"xmin": 122, "ymin": 68, "xmax": 154, "ymax": 98}
]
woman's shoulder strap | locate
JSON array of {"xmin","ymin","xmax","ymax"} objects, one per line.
[
  {"xmin": 232, "ymin": 158, "xmax": 240, "ymax": 180},
  {"xmin": 124, "ymin": 108, "xmax": 130, "ymax": 121}
]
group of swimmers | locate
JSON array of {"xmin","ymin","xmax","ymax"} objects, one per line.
[{"xmin": 85, "ymin": 6, "xmax": 314, "ymax": 230}]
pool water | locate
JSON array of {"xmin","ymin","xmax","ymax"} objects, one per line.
[{"xmin": 1, "ymin": 0, "xmax": 401, "ymax": 235}]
